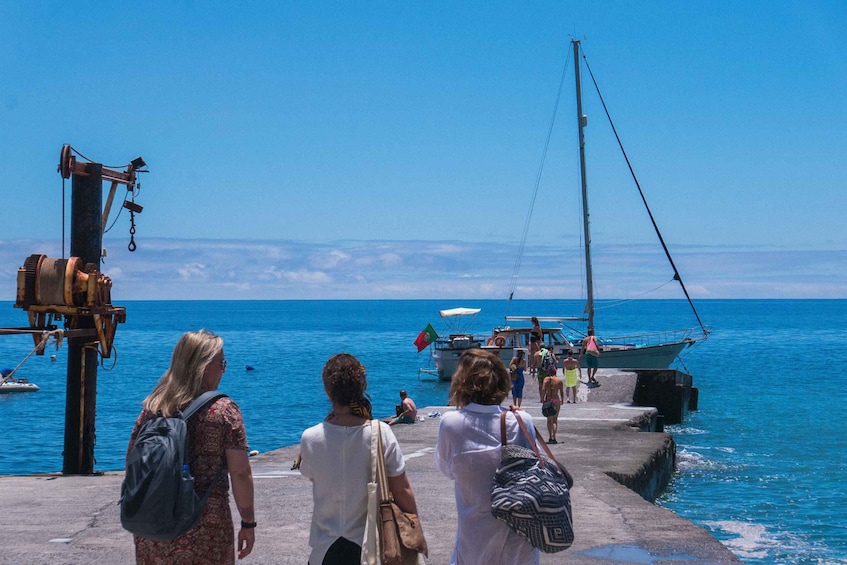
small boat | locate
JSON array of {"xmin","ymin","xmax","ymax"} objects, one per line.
[
  {"xmin": 0, "ymin": 368, "xmax": 39, "ymax": 393},
  {"xmin": 0, "ymin": 378, "xmax": 40, "ymax": 393},
  {"xmin": 431, "ymin": 309, "xmax": 574, "ymax": 381}
]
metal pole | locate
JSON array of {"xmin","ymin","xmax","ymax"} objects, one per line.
[
  {"xmin": 62, "ymin": 162, "xmax": 102, "ymax": 475},
  {"xmin": 573, "ymin": 40, "xmax": 595, "ymax": 335}
]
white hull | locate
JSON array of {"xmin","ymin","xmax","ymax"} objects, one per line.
[
  {"xmin": 0, "ymin": 382, "xmax": 40, "ymax": 393},
  {"xmin": 433, "ymin": 337, "xmax": 695, "ymax": 381}
]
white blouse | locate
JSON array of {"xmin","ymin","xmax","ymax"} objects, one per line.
[
  {"xmin": 300, "ymin": 421, "xmax": 405, "ymax": 565},
  {"xmin": 435, "ymin": 403, "xmax": 540, "ymax": 565}
]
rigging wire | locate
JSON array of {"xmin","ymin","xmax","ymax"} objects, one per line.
[
  {"xmin": 594, "ymin": 277, "xmax": 676, "ymax": 310},
  {"xmin": 578, "ymin": 46, "xmax": 708, "ymax": 333},
  {"xmin": 505, "ymin": 46, "xmax": 573, "ymax": 312}
]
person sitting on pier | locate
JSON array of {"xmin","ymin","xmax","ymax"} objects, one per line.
[{"xmin": 387, "ymin": 389, "xmax": 417, "ymax": 425}]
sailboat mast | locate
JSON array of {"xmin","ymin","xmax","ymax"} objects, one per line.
[{"xmin": 573, "ymin": 39, "xmax": 594, "ymax": 335}]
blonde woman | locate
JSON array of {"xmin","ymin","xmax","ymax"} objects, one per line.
[{"xmin": 127, "ymin": 329, "xmax": 255, "ymax": 564}]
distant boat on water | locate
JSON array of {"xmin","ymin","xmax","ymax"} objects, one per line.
[{"xmin": 0, "ymin": 368, "xmax": 39, "ymax": 393}]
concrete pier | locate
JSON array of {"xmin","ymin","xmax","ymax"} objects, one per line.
[{"xmin": 0, "ymin": 370, "xmax": 740, "ymax": 564}]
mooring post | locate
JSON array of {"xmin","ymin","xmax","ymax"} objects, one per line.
[{"xmin": 63, "ymin": 162, "xmax": 103, "ymax": 475}]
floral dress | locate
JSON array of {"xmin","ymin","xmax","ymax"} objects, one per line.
[{"xmin": 128, "ymin": 397, "xmax": 248, "ymax": 565}]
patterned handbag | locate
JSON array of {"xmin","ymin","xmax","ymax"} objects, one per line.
[{"xmin": 490, "ymin": 408, "xmax": 574, "ymax": 553}]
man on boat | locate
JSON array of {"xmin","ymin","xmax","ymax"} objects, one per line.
[{"xmin": 388, "ymin": 390, "xmax": 417, "ymax": 425}]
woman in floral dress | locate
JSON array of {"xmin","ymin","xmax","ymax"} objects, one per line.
[{"xmin": 127, "ymin": 330, "xmax": 255, "ymax": 564}]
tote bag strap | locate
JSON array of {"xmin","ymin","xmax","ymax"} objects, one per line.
[
  {"xmin": 373, "ymin": 421, "xmax": 392, "ymax": 502},
  {"xmin": 369, "ymin": 420, "xmax": 380, "ymax": 484},
  {"xmin": 499, "ymin": 408, "xmax": 574, "ymax": 488}
]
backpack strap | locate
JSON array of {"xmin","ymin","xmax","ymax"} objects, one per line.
[
  {"xmin": 180, "ymin": 390, "xmax": 231, "ymax": 498},
  {"xmin": 181, "ymin": 390, "xmax": 228, "ymax": 421}
]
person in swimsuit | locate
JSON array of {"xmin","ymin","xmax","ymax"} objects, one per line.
[
  {"xmin": 528, "ymin": 317, "xmax": 542, "ymax": 378},
  {"xmin": 578, "ymin": 331, "xmax": 601, "ymax": 387},
  {"xmin": 562, "ymin": 349, "xmax": 581, "ymax": 404},
  {"xmin": 541, "ymin": 372, "xmax": 564, "ymax": 444},
  {"xmin": 509, "ymin": 350, "xmax": 527, "ymax": 407}
]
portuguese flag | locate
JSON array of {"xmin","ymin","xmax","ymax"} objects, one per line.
[{"xmin": 414, "ymin": 323, "xmax": 438, "ymax": 352}]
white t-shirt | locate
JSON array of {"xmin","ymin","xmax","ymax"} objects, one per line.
[
  {"xmin": 435, "ymin": 403, "xmax": 540, "ymax": 565},
  {"xmin": 300, "ymin": 421, "xmax": 405, "ymax": 565}
]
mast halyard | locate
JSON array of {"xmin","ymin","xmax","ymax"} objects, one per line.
[{"xmin": 573, "ymin": 39, "xmax": 595, "ymax": 335}]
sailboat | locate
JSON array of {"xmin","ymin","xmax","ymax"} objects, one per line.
[
  {"xmin": 430, "ymin": 40, "xmax": 710, "ymax": 380},
  {"xmin": 501, "ymin": 39, "xmax": 710, "ymax": 369}
]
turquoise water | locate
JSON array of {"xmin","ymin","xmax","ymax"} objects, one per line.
[{"xmin": 0, "ymin": 299, "xmax": 844, "ymax": 564}]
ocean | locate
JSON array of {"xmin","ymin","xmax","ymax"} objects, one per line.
[{"xmin": 0, "ymin": 299, "xmax": 844, "ymax": 564}]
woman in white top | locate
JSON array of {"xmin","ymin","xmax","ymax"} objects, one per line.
[
  {"xmin": 435, "ymin": 348, "xmax": 540, "ymax": 565},
  {"xmin": 299, "ymin": 353, "xmax": 418, "ymax": 565}
]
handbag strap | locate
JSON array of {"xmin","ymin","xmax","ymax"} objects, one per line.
[
  {"xmin": 499, "ymin": 408, "xmax": 574, "ymax": 488},
  {"xmin": 371, "ymin": 420, "xmax": 392, "ymax": 502}
]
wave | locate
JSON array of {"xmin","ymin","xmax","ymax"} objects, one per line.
[
  {"xmin": 704, "ymin": 520, "xmax": 771, "ymax": 560},
  {"xmin": 675, "ymin": 447, "xmax": 740, "ymax": 474},
  {"xmin": 704, "ymin": 520, "xmax": 847, "ymax": 565}
]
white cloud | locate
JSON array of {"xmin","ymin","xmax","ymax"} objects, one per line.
[
  {"xmin": 178, "ymin": 262, "xmax": 208, "ymax": 281},
  {"xmin": 0, "ymin": 237, "xmax": 845, "ymax": 300}
]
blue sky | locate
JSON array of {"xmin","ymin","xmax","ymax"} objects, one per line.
[{"xmin": 1, "ymin": 1, "xmax": 845, "ymax": 300}]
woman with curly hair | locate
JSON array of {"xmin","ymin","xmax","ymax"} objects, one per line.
[
  {"xmin": 299, "ymin": 353, "xmax": 419, "ymax": 565},
  {"xmin": 435, "ymin": 348, "xmax": 540, "ymax": 564}
]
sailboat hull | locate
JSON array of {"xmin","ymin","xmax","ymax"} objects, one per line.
[
  {"xmin": 589, "ymin": 340, "xmax": 691, "ymax": 369},
  {"xmin": 432, "ymin": 334, "xmax": 697, "ymax": 380}
]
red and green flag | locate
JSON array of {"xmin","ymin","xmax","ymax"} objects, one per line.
[{"xmin": 414, "ymin": 323, "xmax": 438, "ymax": 352}]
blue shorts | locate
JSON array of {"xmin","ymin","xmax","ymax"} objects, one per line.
[
  {"xmin": 393, "ymin": 414, "xmax": 415, "ymax": 424},
  {"xmin": 585, "ymin": 355, "xmax": 598, "ymax": 369}
]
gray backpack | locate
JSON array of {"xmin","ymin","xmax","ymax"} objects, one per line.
[{"xmin": 120, "ymin": 391, "xmax": 228, "ymax": 540}]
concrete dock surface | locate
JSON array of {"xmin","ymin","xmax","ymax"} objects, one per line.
[{"xmin": 0, "ymin": 371, "xmax": 740, "ymax": 564}]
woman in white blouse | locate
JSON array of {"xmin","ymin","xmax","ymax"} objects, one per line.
[
  {"xmin": 435, "ymin": 348, "xmax": 540, "ymax": 564},
  {"xmin": 300, "ymin": 353, "xmax": 418, "ymax": 565}
]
